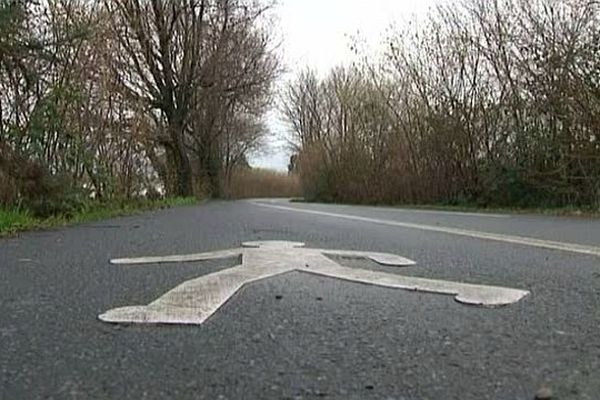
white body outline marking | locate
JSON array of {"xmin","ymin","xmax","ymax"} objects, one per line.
[{"xmin": 100, "ymin": 241, "xmax": 529, "ymax": 325}]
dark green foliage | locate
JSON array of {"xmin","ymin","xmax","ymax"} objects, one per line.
[
  {"xmin": 21, "ymin": 175, "xmax": 87, "ymax": 218},
  {"xmin": 0, "ymin": 143, "xmax": 87, "ymax": 217}
]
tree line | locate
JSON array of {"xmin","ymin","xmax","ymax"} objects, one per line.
[
  {"xmin": 0, "ymin": 0, "xmax": 279, "ymax": 215},
  {"xmin": 283, "ymin": 0, "xmax": 600, "ymax": 208}
]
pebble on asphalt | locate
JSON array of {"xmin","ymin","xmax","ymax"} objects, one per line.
[{"xmin": 535, "ymin": 386, "xmax": 553, "ymax": 400}]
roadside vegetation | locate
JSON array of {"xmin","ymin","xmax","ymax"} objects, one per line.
[
  {"xmin": 3, "ymin": 0, "xmax": 600, "ymax": 233},
  {"xmin": 0, "ymin": 0, "xmax": 280, "ymax": 234},
  {"xmin": 387, "ymin": 203, "xmax": 600, "ymax": 218},
  {"xmin": 283, "ymin": 0, "xmax": 600, "ymax": 211},
  {"xmin": 0, "ymin": 197, "xmax": 197, "ymax": 236},
  {"xmin": 223, "ymin": 168, "xmax": 301, "ymax": 199}
]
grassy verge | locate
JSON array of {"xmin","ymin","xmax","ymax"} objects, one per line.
[
  {"xmin": 290, "ymin": 198, "xmax": 600, "ymax": 218},
  {"xmin": 0, "ymin": 197, "xmax": 198, "ymax": 237},
  {"xmin": 388, "ymin": 203, "xmax": 600, "ymax": 217}
]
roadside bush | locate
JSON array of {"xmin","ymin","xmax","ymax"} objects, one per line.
[
  {"xmin": 295, "ymin": 145, "xmax": 336, "ymax": 202},
  {"xmin": 0, "ymin": 144, "xmax": 18, "ymax": 207},
  {"xmin": 0, "ymin": 168, "xmax": 17, "ymax": 207},
  {"xmin": 22, "ymin": 176, "xmax": 88, "ymax": 218},
  {"xmin": 0, "ymin": 144, "xmax": 87, "ymax": 217},
  {"xmin": 222, "ymin": 168, "xmax": 301, "ymax": 199}
]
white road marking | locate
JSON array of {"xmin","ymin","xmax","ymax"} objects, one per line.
[
  {"xmin": 100, "ymin": 241, "xmax": 528, "ymax": 326},
  {"xmin": 260, "ymin": 199, "xmax": 509, "ymax": 218},
  {"xmin": 111, "ymin": 249, "xmax": 242, "ymax": 265},
  {"xmin": 252, "ymin": 202, "xmax": 600, "ymax": 257}
]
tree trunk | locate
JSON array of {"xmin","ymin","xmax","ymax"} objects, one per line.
[
  {"xmin": 173, "ymin": 138, "xmax": 193, "ymax": 197},
  {"xmin": 203, "ymin": 140, "xmax": 222, "ymax": 198},
  {"xmin": 168, "ymin": 121, "xmax": 193, "ymax": 197}
]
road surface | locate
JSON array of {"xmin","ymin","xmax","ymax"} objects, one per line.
[{"xmin": 1, "ymin": 199, "xmax": 599, "ymax": 399}]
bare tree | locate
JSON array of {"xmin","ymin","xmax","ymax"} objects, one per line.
[
  {"xmin": 283, "ymin": 0, "xmax": 600, "ymax": 208},
  {"xmin": 105, "ymin": 0, "xmax": 213, "ymax": 196}
]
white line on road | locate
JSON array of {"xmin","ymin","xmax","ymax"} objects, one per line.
[
  {"xmin": 253, "ymin": 202, "xmax": 600, "ymax": 257},
  {"xmin": 259, "ymin": 199, "xmax": 509, "ymax": 219}
]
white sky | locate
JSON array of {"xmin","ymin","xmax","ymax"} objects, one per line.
[{"xmin": 250, "ymin": 0, "xmax": 444, "ymax": 171}]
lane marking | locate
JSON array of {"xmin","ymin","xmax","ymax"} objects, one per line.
[
  {"xmin": 100, "ymin": 241, "xmax": 528, "ymax": 326},
  {"xmin": 252, "ymin": 202, "xmax": 600, "ymax": 257},
  {"xmin": 258, "ymin": 199, "xmax": 508, "ymax": 218}
]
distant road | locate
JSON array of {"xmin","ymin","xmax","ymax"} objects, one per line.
[{"xmin": 2, "ymin": 199, "xmax": 599, "ymax": 399}]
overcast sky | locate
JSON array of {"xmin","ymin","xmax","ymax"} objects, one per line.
[{"xmin": 250, "ymin": 0, "xmax": 444, "ymax": 171}]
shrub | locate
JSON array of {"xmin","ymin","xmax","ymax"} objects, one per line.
[
  {"xmin": 222, "ymin": 168, "xmax": 301, "ymax": 199},
  {"xmin": 0, "ymin": 143, "xmax": 88, "ymax": 217}
]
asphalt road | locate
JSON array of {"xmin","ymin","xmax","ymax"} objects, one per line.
[{"xmin": 1, "ymin": 199, "xmax": 599, "ymax": 399}]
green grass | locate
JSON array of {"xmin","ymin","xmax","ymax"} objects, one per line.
[
  {"xmin": 0, "ymin": 208, "xmax": 38, "ymax": 234},
  {"xmin": 0, "ymin": 197, "xmax": 199, "ymax": 237}
]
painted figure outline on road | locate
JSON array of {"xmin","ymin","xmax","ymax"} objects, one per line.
[{"xmin": 99, "ymin": 241, "xmax": 529, "ymax": 325}]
